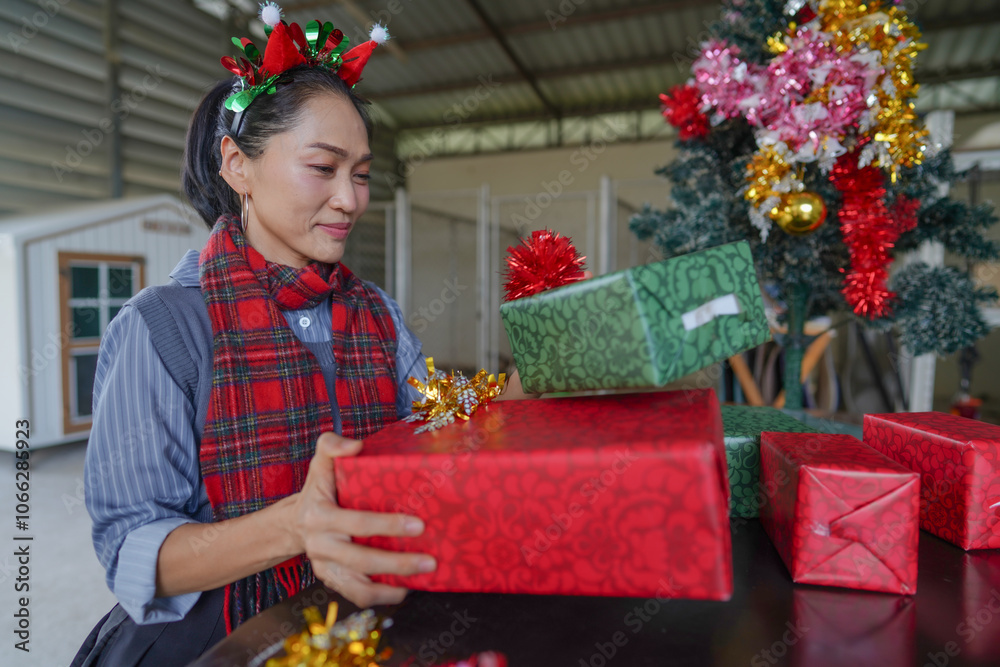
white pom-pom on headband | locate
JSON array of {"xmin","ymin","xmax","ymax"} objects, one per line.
[
  {"xmin": 369, "ymin": 24, "xmax": 389, "ymax": 45},
  {"xmin": 259, "ymin": 2, "xmax": 283, "ymax": 28}
]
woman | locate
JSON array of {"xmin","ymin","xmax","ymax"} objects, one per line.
[{"xmin": 72, "ymin": 8, "xmax": 518, "ymax": 665}]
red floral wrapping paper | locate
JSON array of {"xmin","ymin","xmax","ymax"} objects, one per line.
[
  {"xmin": 863, "ymin": 412, "xmax": 1000, "ymax": 550},
  {"xmin": 335, "ymin": 390, "xmax": 733, "ymax": 600},
  {"xmin": 759, "ymin": 432, "xmax": 920, "ymax": 594}
]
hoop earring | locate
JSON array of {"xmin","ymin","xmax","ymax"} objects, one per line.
[{"xmin": 241, "ymin": 190, "xmax": 249, "ymax": 234}]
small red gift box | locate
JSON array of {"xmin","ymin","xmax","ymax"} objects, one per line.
[
  {"xmin": 335, "ymin": 390, "xmax": 733, "ymax": 600},
  {"xmin": 759, "ymin": 432, "xmax": 920, "ymax": 594},
  {"xmin": 864, "ymin": 412, "xmax": 1000, "ymax": 550}
]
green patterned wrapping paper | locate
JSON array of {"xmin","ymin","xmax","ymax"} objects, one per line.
[
  {"xmin": 721, "ymin": 405, "xmax": 819, "ymax": 518},
  {"xmin": 500, "ymin": 241, "xmax": 772, "ymax": 394}
]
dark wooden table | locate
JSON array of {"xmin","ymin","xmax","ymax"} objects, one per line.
[{"xmin": 191, "ymin": 519, "xmax": 1000, "ymax": 667}]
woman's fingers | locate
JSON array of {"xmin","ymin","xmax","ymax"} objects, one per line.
[
  {"xmin": 314, "ymin": 565, "xmax": 409, "ymax": 608},
  {"xmin": 329, "ymin": 506, "xmax": 425, "ymax": 538},
  {"xmin": 307, "ymin": 532, "xmax": 435, "ymax": 577},
  {"xmin": 301, "ymin": 432, "xmax": 362, "ymax": 501}
]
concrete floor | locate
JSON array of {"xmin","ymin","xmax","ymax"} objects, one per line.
[{"xmin": 2, "ymin": 441, "xmax": 118, "ymax": 667}]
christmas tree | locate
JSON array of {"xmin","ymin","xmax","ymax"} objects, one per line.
[{"xmin": 631, "ymin": 0, "xmax": 999, "ymax": 409}]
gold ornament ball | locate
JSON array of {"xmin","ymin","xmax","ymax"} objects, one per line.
[{"xmin": 769, "ymin": 191, "xmax": 827, "ymax": 235}]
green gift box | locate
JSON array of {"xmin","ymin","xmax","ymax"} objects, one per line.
[
  {"xmin": 720, "ymin": 405, "xmax": 819, "ymax": 518},
  {"xmin": 500, "ymin": 241, "xmax": 772, "ymax": 393}
]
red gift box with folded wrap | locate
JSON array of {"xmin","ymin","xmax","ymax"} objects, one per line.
[
  {"xmin": 334, "ymin": 389, "xmax": 733, "ymax": 600},
  {"xmin": 863, "ymin": 412, "xmax": 1000, "ymax": 550},
  {"xmin": 759, "ymin": 432, "xmax": 920, "ymax": 594}
]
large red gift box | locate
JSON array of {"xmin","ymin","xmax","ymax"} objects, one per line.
[
  {"xmin": 335, "ymin": 390, "xmax": 733, "ymax": 600},
  {"xmin": 864, "ymin": 412, "xmax": 1000, "ymax": 550},
  {"xmin": 759, "ymin": 432, "xmax": 920, "ymax": 594}
]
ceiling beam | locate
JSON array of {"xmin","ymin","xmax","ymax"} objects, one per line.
[
  {"xmin": 379, "ymin": 3, "xmax": 1000, "ymax": 56},
  {"xmin": 372, "ymin": 54, "xmax": 682, "ymax": 100},
  {"xmin": 915, "ymin": 7, "xmax": 1000, "ymax": 32},
  {"xmin": 369, "ymin": 55, "xmax": 1000, "ymax": 104},
  {"xmin": 389, "ymin": 0, "xmax": 714, "ymax": 53},
  {"xmin": 918, "ymin": 63, "xmax": 1000, "ymax": 85},
  {"xmin": 396, "ymin": 96, "xmax": 677, "ymax": 131},
  {"xmin": 462, "ymin": 0, "xmax": 561, "ymax": 119},
  {"xmin": 390, "ymin": 67, "xmax": 1000, "ymax": 130}
]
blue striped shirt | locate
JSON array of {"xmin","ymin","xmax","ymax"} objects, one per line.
[{"xmin": 84, "ymin": 249, "xmax": 425, "ymax": 624}]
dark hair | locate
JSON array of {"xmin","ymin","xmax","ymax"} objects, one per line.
[{"xmin": 182, "ymin": 67, "xmax": 373, "ymax": 229}]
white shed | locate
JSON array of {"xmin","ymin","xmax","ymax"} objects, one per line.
[{"xmin": 0, "ymin": 195, "xmax": 211, "ymax": 450}]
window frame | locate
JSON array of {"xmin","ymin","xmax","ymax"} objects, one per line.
[{"xmin": 58, "ymin": 252, "xmax": 145, "ymax": 433}]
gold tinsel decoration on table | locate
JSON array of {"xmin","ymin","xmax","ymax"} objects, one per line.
[
  {"xmin": 265, "ymin": 603, "xmax": 392, "ymax": 667},
  {"xmin": 404, "ymin": 358, "xmax": 506, "ymax": 433}
]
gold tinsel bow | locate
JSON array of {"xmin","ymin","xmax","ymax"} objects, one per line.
[
  {"xmin": 265, "ymin": 603, "xmax": 392, "ymax": 666},
  {"xmin": 404, "ymin": 358, "xmax": 506, "ymax": 433}
]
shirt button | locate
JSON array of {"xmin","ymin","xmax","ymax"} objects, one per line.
[{"xmin": 298, "ymin": 316, "xmax": 311, "ymax": 328}]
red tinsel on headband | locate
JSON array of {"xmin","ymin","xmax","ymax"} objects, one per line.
[
  {"xmin": 660, "ymin": 85, "xmax": 710, "ymax": 141},
  {"xmin": 830, "ymin": 153, "xmax": 919, "ymax": 319},
  {"xmin": 503, "ymin": 230, "xmax": 586, "ymax": 301}
]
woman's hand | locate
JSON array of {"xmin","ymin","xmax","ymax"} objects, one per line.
[
  {"xmin": 156, "ymin": 432, "xmax": 435, "ymax": 609},
  {"xmin": 287, "ymin": 432, "xmax": 436, "ymax": 607},
  {"xmin": 496, "ymin": 369, "xmax": 540, "ymax": 401}
]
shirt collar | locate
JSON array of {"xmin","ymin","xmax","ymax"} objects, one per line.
[{"xmin": 169, "ymin": 249, "xmax": 202, "ymax": 287}]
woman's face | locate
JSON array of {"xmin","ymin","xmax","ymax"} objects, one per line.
[{"xmin": 240, "ymin": 92, "xmax": 372, "ymax": 268}]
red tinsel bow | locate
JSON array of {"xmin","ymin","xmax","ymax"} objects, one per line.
[
  {"xmin": 503, "ymin": 230, "xmax": 586, "ymax": 301},
  {"xmin": 830, "ymin": 153, "xmax": 919, "ymax": 319},
  {"xmin": 660, "ymin": 85, "xmax": 710, "ymax": 141}
]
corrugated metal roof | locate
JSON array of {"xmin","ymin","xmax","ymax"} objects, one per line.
[
  {"xmin": 4, "ymin": 0, "xmax": 1000, "ymax": 215},
  {"xmin": 344, "ymin": 0, "xmax": 1000, "ymax": 128}
]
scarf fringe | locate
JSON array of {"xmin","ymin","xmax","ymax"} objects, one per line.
[{"xmin": 226, "ymin": 559, "xmax": 316, "ymax": 633}]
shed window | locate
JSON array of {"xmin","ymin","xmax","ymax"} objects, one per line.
[{"xmin": 59, "ymin": 253, "xmax": 144, "ymax": 433}]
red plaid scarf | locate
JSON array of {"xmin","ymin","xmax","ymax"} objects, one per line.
[{"xmin": 197, "ymin": 215, "xmax": 398, "ymax": 631}]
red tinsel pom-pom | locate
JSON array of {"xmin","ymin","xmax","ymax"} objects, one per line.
[
  {"xmin": 503, "ymin": 230, "xmax": 586, "ymax": 301},
  {"xmin": 659, "ymin": 85, "xmax": 710, "ymax": 141}
]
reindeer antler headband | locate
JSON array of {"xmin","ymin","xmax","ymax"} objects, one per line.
[{"xmin": 221, "ymin": 2, "xmax": 388, "ymax": 134}]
